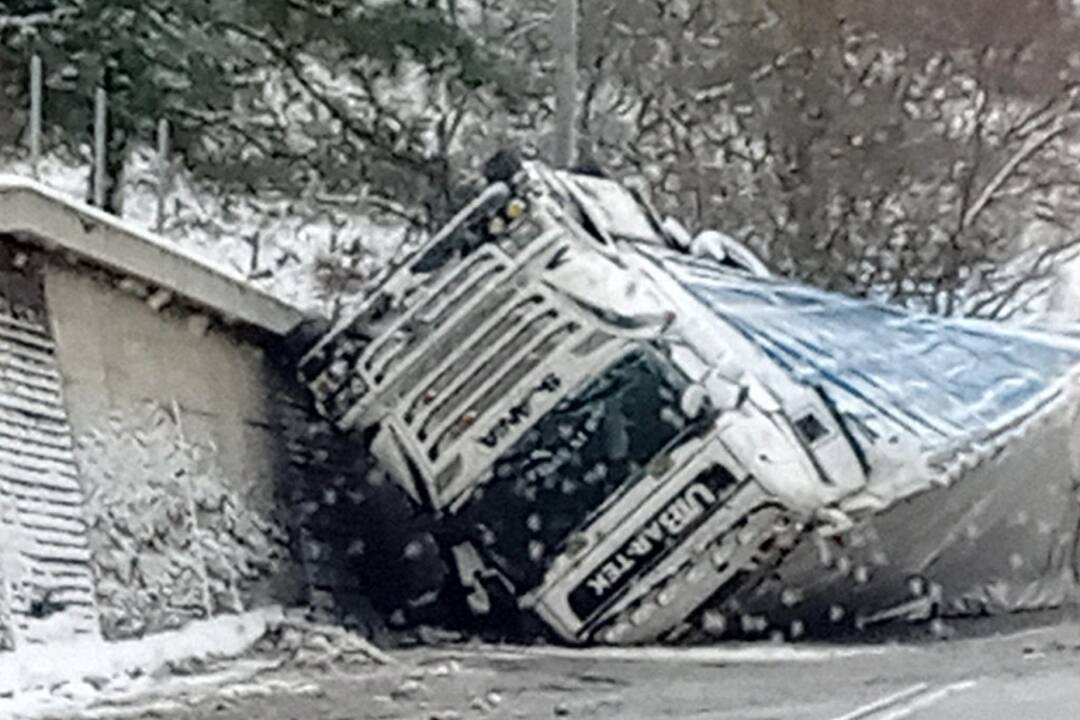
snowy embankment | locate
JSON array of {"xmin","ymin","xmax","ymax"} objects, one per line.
[
  {"xmin": 0, "ymin": 149, "xmax": 412, "ymax": 317},
  {"xmin": 5, "ymin": 144, "xmax": 1080, "ymax": 327}
]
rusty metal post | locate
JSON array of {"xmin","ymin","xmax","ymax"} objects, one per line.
[
  {"xmin": 156, "ymin": 118, "xmax": 170, "ymax": 233},
  {"xmin": 29, "ymin": 55, "xmax": 42, "ymax": 175},
  {"xmin": 92, "ymin": 87, "xmax": 106, "ymax": 208}
]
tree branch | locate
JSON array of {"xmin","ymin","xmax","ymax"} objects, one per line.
[
  {"xmin": 0, "ymin": 8, "xmax": 76, "ymax": 30},
  {"xmin": 965, "ymin": 238, "xmax": 1080, "ymax": 319},
  {"xmin": 219, "ymin": 21, "xmax": 432, "ymax": 177},
  {"xmin": 962, "ymin": 117, "xmax": 1066, "ymax": 230}
]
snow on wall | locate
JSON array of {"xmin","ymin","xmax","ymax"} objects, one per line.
[
  {"xmin": 37, "ymin": 260, "xmax": 308, "ymax": 641},
  {"xmin": 75, "ymin": 401, "xmax": 291, "ymax": 640},
  {"xmin": 0, "ymin": 142, "xmax": 427, "ymax": 639},
  {"xmin": 0, "ymin": 490, "xmax": 15, "ymax": 652},
  {"xmin": 0, "ymin": 250, "xmax": 101, "ymax": 652}
]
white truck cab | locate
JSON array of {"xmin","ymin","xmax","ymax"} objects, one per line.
[{"xmin": 299, "ymin": 160, "xmax": 874, "ymax": 643}]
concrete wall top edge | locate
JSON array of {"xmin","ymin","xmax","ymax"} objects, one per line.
[{"xmin": 0, "ymin": 174, "xmax": 313, "ymax": 337}]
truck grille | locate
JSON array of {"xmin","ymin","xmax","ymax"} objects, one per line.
[
  {"xmin": 304, "ymin": 247, "xmax": 514, "ymax": 427},
  {"xmin": 393, "ymin": 279, "xmax": 581, "ymax": 465},
  {"xmin": 305, "ymin": 215, "xmax": 596, "ymax": 506},
  {"xmin": 363, "ymin": 252, "xmax": 587, "ymax": 498},
  {"xmin": 421, "ymin": 316, "xmax": 579, "ymax": 460},
  {"xmin": 365, "ymin": 251, "xmax": 510, "ymax": 385}
]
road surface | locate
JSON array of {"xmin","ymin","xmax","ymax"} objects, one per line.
[{"xmin": 27, "ymin": 617, "xmax": 1080, "ymax": 719}]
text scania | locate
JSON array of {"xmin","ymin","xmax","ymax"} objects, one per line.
[
  {"xmin": 478, "ymin": 373, "xmax": 562, "ymax": 448},
  {"xmin": 586, "ymin": 482, "xmax": 719, "ymax": 597}
]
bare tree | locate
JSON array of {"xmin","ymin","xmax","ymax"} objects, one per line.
[{"xmin": 564, "ymin": 0, "xmax": 1080, "ymax": 317}]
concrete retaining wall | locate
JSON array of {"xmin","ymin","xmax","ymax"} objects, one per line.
[
  {"xmin": 43, "ymin": 263, "xmax": 306, "ymax": 640},
  {"xmin": 0, "ymin": 247, "xmax": 101, "ymax": 649}
]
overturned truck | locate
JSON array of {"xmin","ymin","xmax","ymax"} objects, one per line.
[{"xmin": 298, "ymin": 159, "xmax": 1080, "ymax": 644}]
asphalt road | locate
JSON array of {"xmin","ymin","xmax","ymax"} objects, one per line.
[{"xmin": 35, "ymin": 619, "xmax": 1080, "ymax": 720}]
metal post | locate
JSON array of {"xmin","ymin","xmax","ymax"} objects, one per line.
[
  {"xmin": 29, "ymin": 55, "xmax": 42, "ymax": 173},
  {"xmin": 93, "ymin": 87, "xmax": 106, "ymax": 208},
  {"xmin": 156, "ymin": 118, "xmax": 169, "ymax": 233},
  {"xmin": 553, "ymin": 0, "xmax": 579, "ymax": 168}
]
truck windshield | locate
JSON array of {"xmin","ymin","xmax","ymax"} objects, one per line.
[{"xmin": 460, "ymin": 348, "xmax": 712, "ymax": 591}]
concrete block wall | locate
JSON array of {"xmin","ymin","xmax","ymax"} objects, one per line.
[
  {"xmin": 0, "ymin": 245, "xmax": 100, "ymax": 651},
  {"xmin": 43, "ymin": 263, "xmax": 305, "ymax": 640},
  {"xmin": 0, "ymin": 241, "xmax": 423, "ymax": 646},
  {"xmin": 0, "ymin": 490, "xmax": 15, "ymax": 652}
]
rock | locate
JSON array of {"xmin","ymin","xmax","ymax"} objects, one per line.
[
  {"xmin": 56, "ymin": 680, "xmax": 97, "ymax": 702},
  {"xmin": 279, "ymin": 627, "xmax": 304, "ymax": 652},
  {"xmin": 219, "ymin": 682, "xmax": 274, "ymax": 700},
  {"xmin": 82, "ymin": 674, "xmax": 113, "ymax": 691},
  {"xmin": 391, "ymin": 678, "xmax": 427, "ymax": 700},
  {"xmin": 166, "ymin": 656, "xmax": 209, "ymax": 677},
  {"xmin": 272, "ymin": 616, "xmax": 396, "ymax": 665},
  {"xmin": 292, "ymin": 648, "xmax": 333, "ymax": 672},
  {"xmin": 302, "ymin": 633, "xmax": 334, "ymax": 653},
  {"xmin": 554, "ymin": 702, "xmax": 571, "ymax": 716},
  {"xmin": 931, "ymin": 618, "xmax": 957, "ymax": 640},
  {"xmin": 416, "ymin": 625, "xmax": 465, "ymax": 645},
  {"xmin": 426, "ymin": 663, "xmax": 452, "ymax": 678}
]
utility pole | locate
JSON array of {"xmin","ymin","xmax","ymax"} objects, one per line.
[
  {"xmin": 553, "ymin": 0, "xmax": 579, "ymax": 169},
  {"xmin": 29, "ymin": 55, "xmax": 42, "ymax": 175},
  {"xmin": 156, "ymin": 118, "xmax": 170, "ymax": 233}
]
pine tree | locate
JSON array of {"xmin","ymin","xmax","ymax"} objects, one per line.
[{"xmin": 0, "ymin": 0, "xmax": 516, "ymax": 217}]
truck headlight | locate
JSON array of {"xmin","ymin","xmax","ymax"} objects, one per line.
[{"xmin": 506, "ymin": 198, "xmax": 528, "ymax": 220}]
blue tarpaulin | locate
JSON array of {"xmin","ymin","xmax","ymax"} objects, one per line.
[{"xmin": 656, "ymin": 249, "xmax": 1080, "ymax": 456}]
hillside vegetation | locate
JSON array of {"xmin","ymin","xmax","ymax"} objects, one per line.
[{"xmin": 2, "ymin": 0, "xmax": 1080, "ymax": 317}]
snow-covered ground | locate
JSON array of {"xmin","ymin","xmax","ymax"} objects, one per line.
[
  {"xmin": 8, "ymin": 616, "xmax": 1080, "ymax": 720},
  {"xmin": 6, "ymin": 146, "xmax": 1080, "ymax": 328},
  {"xmin": 0, "ymin": 149, "xmax": 412, "ymax": 316}
]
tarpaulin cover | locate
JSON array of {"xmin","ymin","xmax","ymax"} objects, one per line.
[{"xmin": 649, "ymin": 249, "xmax": 1080, "ymax": 630}]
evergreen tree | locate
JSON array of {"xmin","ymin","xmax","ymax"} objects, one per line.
[{"xmin": 0, "ymin": 0, "xmax": 515, "ymax": 216}]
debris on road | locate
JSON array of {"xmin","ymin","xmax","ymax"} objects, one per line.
[{"xmin": 255, "ymin": 610, "xmax": 398, "ymax": 667}]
